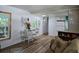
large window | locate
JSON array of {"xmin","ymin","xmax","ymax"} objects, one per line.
[
  {"xmin": 0, "ymin": 11, "xmax": 11, "ymax": 40},
  {"xmin": 56, "ymin": 16, "xmax": 69, "ymax": 31},
  {"xmin": 31, "ymin": 18, "xmax": 41, "ymax": 30}
]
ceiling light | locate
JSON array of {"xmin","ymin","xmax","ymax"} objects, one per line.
[{"xmin": 42, "ymin": 15, "xmax": 46, "ymax": 17}]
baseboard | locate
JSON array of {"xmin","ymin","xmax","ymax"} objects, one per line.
[{"xmin": 0, "ymin": 40, "xmax": 27, "ymax": 51}]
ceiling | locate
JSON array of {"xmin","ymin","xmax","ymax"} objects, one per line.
[{"xmin": 11, "ymin": 5, "xmax": 78, "ymax": 15}]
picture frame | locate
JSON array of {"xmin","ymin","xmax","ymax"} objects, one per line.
[{"xmin": 0, "ymin": 11, "xmax": 11, "ymax": 41}]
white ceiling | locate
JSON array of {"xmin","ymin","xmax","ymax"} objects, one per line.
[{"xmin": 11, "ymin": 5, "xmax": 78, "ymax": 15}]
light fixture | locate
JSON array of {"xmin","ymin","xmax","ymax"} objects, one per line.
[{"xmin": 42, "ymin": 15, "xmax": 46, "ymax": 17}]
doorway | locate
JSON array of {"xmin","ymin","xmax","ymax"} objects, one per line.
[{"xmin": 43, "ymin": 16, "xmax": 49, "ymax": 35}]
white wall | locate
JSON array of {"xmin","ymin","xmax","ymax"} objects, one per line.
[
  {"xmin": 69, "ymin": 8, "xmax": 79, "ymax": 32},
  {"xmin": 48, "ymin": 11, "xmax": 69, "ymax": 36},
  {"xmin": 0, "ymin": 6, "xmax": 43, "ymax": 48},
  {"xmin": 0, "ymin": 5, "xmax": 31, "ymax": 48},
  {"xmin": 48, "ymin": 15, "xmax": 57, "ymax": 36}
]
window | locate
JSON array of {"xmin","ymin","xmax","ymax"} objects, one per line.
[{"xmin": 56, "ymin": 16, "xmax": 69, "ymax": 31}]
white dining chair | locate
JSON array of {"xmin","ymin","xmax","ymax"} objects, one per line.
[{"xmin": 20, "ymin": 29, "xmax": 33, "ymax": 45}]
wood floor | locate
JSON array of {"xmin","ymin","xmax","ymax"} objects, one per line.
[{"xmin": 0, "ymin": 35, "xmax": 54, "ymax": 53}]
